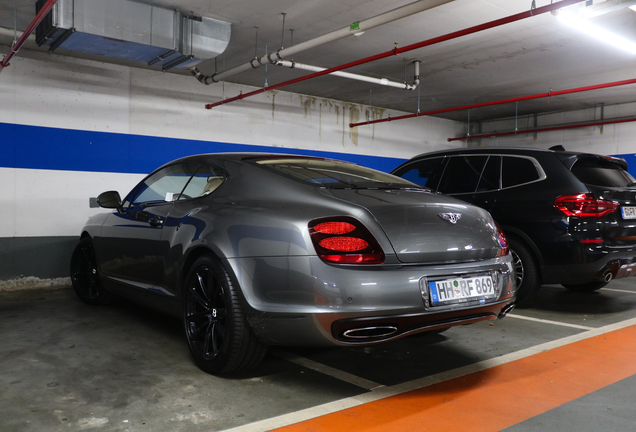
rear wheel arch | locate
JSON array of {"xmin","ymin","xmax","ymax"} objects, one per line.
[
  {"xmin": 498, "ymin": 227, "xmax": 544, "ymax": 267},
  {"xmin": 504, "ymin": 233, "xmax": 542, "ymax": 307}
]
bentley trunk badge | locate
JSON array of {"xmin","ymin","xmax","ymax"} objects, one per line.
[{"xmin": 439, "ymin": 213, "xmax": 462, "ymax": 224}]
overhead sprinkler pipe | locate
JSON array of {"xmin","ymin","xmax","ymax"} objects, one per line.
[
  {"xmin": 447, "ymin": 116, "xmax": 636, "ymax": 142},
  {"xmin": 275, "ymin": 59, "xmax": 420, "ymax": 90},
  {"xmin": 0, "ymin": 0, "xmax": 58, "ymax": 74},
  {"xmin": 349, "ymin": 77, "xmax": 636, "ymax": 127},
  {"xmin": 204, "ymin": 0, "xmax": 584, "ymax": 110},
  {"xmin": 193, "ymin": 0, "xmax": 454, "ymax": 85}
]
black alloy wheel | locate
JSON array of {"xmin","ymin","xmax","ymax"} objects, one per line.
[
  {"xmin": 508, "ymin": 237, "xmax": 541, "ymax": 307},
  {"xmin": 183, "ymin": 255, "xmax": 267, "ymax": 374},
  {"xmin": 70, "ymin": 237, "xmax": 112, "ymax": 305},
  {"xmin": 562, "ymin": 281, "xmax": 609, "ymax": 292}
]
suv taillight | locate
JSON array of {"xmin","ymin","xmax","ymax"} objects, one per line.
[
  {"xmin": 554, "ymin": 193, "xmax": 618, "ymax": 218},
  {"xmin": 309, "ymin": 217, "xmax": 385, "ymax": 264}
]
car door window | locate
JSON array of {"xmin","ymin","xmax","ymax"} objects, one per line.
[
  {"xmin": 393, "ymin": 157, "xmax": 446, "ymax": 190},
  {"xmin": 477, "ymin": 156, "xmax": 501, "ymax": 192},
  {"xmin": 130, "ymin": 164, "xmax": 199, "ymax": 206},
  {"xmin": 438, "ymin": 156, "xmax": 489, "ymax": 194},
  {"xmin": 502, "ymin": 156, "xmax": 541, "ymax": 188}
]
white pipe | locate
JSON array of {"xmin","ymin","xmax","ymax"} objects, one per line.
[
  {"xmin": 276, "ymin": 59, "xmax": 419, "ymax": 90},
  {"xmin": 192, "ymin": 0, "xmax": 453, "ymax": 84}
]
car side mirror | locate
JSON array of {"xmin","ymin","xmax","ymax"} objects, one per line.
[{"xmin": 97, "ymin": 191, "xmax": 122, "ymax": 209}]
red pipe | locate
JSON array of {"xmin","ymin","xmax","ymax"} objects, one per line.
[
  {"xmin": 0, "ymin": 0, "xmax": 58, "ymax": 74},
  {"xmin": 447, "ymin": 117, "xmax": 636, "ymax": 142},
  {"xmin": 205, "ymin": 0, "xmax": 584, "ymax": 110},
  {"xmin": 350, "ymin": 77, "xmax": 636, "ymax": 127}
]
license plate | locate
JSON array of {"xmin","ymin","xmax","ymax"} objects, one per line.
[
  {"xmin": 621, "ymin": 206, "xmax": 636, "ymax": 220},
  {"xmin": 429, "ymin": 274, "xmax": 496, "ymax": 306}
]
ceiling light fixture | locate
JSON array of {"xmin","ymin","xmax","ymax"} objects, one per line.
[
  {"xmin": 630, "ymin": 5, "xmax": 636, "ymax": 12},
  {"xmin": 557, "ymin": 11, "xmax": 636, "ymax": 54}
]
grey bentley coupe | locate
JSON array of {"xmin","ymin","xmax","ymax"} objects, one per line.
[{"xmin": 71, "ymin": 153, "xmax": 516, "ymax": 374}]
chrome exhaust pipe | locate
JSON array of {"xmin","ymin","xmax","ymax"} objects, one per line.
[
  {"xmin": 342, "ymin": 326, "xmax": 398, "ymax": 339},
  {"xmin": 604, "ymin": 271, "xmax": 613, "ymax": 283},
  {"xmin": 498, "ymin": 303, "xmax": 515, "ymax": 318}
]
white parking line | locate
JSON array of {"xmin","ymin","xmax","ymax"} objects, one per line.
[
  {"xmin": 271, "ymin": 349, "xmax": 384, "ymax": 391},
  {"xmin": 603, "ymin": 288, "xmax": 636, "ymax": 294},
  {"xmin": 506, "ymin": 313, "xmax": 595, "ymax": 330},
  {"xmin": 221, "ymin": 316, "xmax": 636, "ymax": 432}
]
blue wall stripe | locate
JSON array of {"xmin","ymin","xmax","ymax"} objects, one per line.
[
  {"xmin": 0, "ymin": 122, "xmax": 406, "ymax": 174},
  {"xmin": 3, "ymin": 122, "xmax": 636, "ymax": 176}
]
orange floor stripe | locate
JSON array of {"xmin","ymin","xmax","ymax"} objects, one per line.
[{"xmin": 273, "ymin": 325, "xmax": 636, "ymax": 432}]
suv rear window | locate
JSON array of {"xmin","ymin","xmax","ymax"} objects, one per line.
[{"xmin": 571, "ymin": 158, "xmax": 636, "ymax": 187}]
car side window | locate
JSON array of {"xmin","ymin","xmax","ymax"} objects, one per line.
[
  {"xmin": 130, "ymin": 163, "xmax": 199, "ymax": 207},
  {"xmin": 438, "ymin": 156, "xmax": 489, "ymax": 194},
  {"xmin": 393, "ymin": 157, "xmax": 446, "ymax": 190},
  {"xmin": 181, "ymin": 166, "xmax": 226, "ymax": 198},
  {"xmin": 502, "ymin": 156, "xmax": 541, "ymax": 188},
  {"xmin": 477, "ymin": 156, "xmax": 501, "ymax": 192}
]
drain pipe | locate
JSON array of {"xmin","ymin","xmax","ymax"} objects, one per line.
[
  {"xmin": 275, "ymin": 59, "xmax": 419, "ymax": 90},
  {"xmin": 205, "ymin": 0, "xmax": 585, "ymax": 109},
  {"xmin": 192, "ymin": 0, "xmax": 453, "ymax": 85},
  {"xmin": 447, "ymin": 116, "xmax": 636, "ymax": 142},
  {"xmin": 0, "ymin": 0, "xmax": 58, "ymax": 74}
]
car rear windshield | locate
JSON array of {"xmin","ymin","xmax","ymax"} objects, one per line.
[
  {"xmin": 254, "ymin": 158, "xmax": 422, "ymax": 189},
  {"xmin": 571, "ymin": 158, "xmax": 636, "ymax": 188}
]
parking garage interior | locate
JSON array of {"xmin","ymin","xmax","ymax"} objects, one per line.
[{"xmin": 2, "ymin": 0, "xmax": 636, "ymax": 431}]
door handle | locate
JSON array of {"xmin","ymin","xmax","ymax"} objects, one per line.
[{"xmin": 149, "ymin": 217, "xmax": 164, "ymax": 227}]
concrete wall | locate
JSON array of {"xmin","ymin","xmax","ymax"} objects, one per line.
[{"xmin": 0, "ymin": 49, "xmax": 465, "ymax": 281}]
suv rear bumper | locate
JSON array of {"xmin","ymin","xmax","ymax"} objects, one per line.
[{"xmin": 542, "ymin": 243, "xmax": 636, "ymax": 285}]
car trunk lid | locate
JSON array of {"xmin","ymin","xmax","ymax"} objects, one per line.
[{"xmin": 320, "ymin": 188, "xmax": 501, "ymax": 263}]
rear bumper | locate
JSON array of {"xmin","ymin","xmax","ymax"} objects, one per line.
[
  {"xmin": 542, "ymin": 242, "xmax": 636, "ymax": 285},
  {"xmin": 227, "ymin": 254, "xmax": 516, "ymax": 346}
]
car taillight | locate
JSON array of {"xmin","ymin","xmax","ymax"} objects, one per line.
[
  {"xmin": 495, "ymin": 222, "xmax": 509, "ymax": 257},
  {"xmin": 554, "ymin": 193, "xmax": 619, "ymax": 218},
  {"xmin": 309, "ymin": 217, "xmax": 385, "ymax": 264}
]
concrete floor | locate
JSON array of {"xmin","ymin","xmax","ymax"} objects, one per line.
[{"xmin": 1, "ymin": 279, "xmax": 636, "ymax": 432}]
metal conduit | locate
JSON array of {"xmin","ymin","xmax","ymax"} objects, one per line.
[
  {"xmin": 447, "ymin": 116, "xmax": 636, "ymax": 142},
  {"xmin": 0, "ymin": 0, "xmax": 58, "ymax": 74},
  {"xmin": 192, "ymin": 0, "xmax": 453, "ymax": 85},
  {"xmin": 350, "ymin": 77, "xmax": 636, "ymax": 127},
  {"xmin": 204, "ymin": 0, "xmax": 584, "ymax": 110}
]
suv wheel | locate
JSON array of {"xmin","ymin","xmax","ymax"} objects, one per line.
[{"xmin": 508, "ymin": 237, "xmax": 541, "ymax": 307}]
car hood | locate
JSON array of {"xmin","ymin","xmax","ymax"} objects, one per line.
[{"xmin": 320, "ymin": 188, "xmax": 500, "ymax": 264}]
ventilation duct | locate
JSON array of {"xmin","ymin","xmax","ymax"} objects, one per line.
[{"xmin": 34, "ymin": 0, "xmax": 230, "ymax": 71}]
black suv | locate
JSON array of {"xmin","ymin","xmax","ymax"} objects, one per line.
[{"xmin": 391, "ymin": 146, "xmax": 636, "ymax": 305}]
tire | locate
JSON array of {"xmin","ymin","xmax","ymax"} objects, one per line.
[
  {"xmin": 508, "ymin": 237, "xmax": 541, "ymax": 307},
  {"xmin": 183, "ymin": 255, "xmax": 267, "ymax": 374},
  {"xmin": 70, "ymin": 237, "xmax": 113, "ymax": 305},
  {"xmin": 562, "ymin": 281, "xmax": 608, "ymax": 292}
]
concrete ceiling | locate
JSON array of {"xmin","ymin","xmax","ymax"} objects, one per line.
[{"xmin": 1, "ymin": 0, "xmax": 636, "ymax": 122}]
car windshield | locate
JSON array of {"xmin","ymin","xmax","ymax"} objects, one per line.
[
  {"xmin": 571, "ymin": 158, "xmax": 636, "ymax": 188},
  {"xmin": 254, "ymin": 158, "xmax": 423, "ymax": 189}
]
